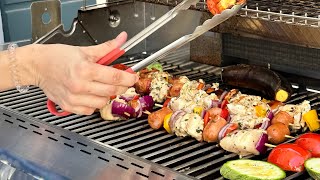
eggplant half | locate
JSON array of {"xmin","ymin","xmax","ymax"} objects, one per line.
[{"xmin": 221, "ymin": 64, "xmax": 293, "ymax": 102}]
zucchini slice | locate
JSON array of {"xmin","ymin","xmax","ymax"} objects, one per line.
[
  {"xmin": 305, "ymin": 158, "xmax": 320, "ymax": 180},
  {"xmin": 220, "ymin": 159, "xmax": 286, "ymax": 180}
]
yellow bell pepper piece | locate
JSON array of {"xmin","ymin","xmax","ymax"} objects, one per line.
[
  {"xmin": 163, "ymin": 113, "xmax": 173, "ymax": 134},
  {"xmin": 193, "ymin": 106, "xmax": 203, "ymax": 116},
  {"xmin": 303, "ymin": 109, "xmax": 320, "ymax": 132},
  {"xmin": 255, "ymin": 105, "xmax": 267, "ymax": 117}
]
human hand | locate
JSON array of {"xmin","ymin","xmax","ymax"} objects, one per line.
[{"xmin": 32, "ymin": 32, "xmax": 138, "ymax": 115}]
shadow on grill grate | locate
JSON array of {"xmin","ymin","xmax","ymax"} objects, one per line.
[{"xmin": 0, "ymin": 54, "xmax": 319, "ymax": 179}]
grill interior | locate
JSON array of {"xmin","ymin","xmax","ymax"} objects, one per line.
[{"xmin": 0, "ymin": 48, "xmax": 320, "ymax": 179}]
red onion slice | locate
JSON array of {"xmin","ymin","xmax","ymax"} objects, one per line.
[
  {"xmin": 259, "ymin": 119, "xmax": 271, "ymax": 130},
  {"xmin": 134, "ymin": 101, "xmax": 143, "ymax": 118},
  {"xmin": 219, "ymin": 91, "xmax": 228, "ymax": 103},
  {"xmin": 255, "ymin": 133, "xmax": 268, "ymax": 155},
  {"xmin": 201, "ymin": 110, "xmax": 206, "ymax": 119},
  {"xmin": 211, "ymin": 100, "xmax": 219, "ymax": 108},
  {"xmin": 169, "ymin": 110, "xmax": 185, "ymax": 133},
  {"xmin": 112, "ymin": 101, "xmax": 136, "ymax": 118},
  {"xmin": 119, "ymin": 95, "xmax": 135, "ymax": 102},
  {"xmin": 139, "ymin": 95, "xmax": 154, "ymax": 112},
  {"xmin": 218, "ymin": 124, "xmax": 229, "ymax": 141},
  {"xmin": 266, "ymin": 110, "xmax": 274, "ymax": 120}
]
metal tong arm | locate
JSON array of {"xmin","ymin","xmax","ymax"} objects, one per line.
[
  {"xmin": 97, "ymin": 0, "xmax": 199, "ymax": 65},
  {"xmin": 130, "ymin": 4, "xmax": 243, "ymax": 72}
]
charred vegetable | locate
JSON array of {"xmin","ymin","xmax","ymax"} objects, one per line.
[
  {"xmin": 221, "ymin": 64, "xmax": 293, "ymax": 102},
  {"xmin": 206, "ymin": 0, "xmax": 246, "ymax": 15}
]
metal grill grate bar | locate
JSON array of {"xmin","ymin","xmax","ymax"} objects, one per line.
[
  {"xmin": 128, "ymin": 138, "xmax": 191, "ymax": 154},
  {"xmin": 98, "ymin": 126, "xmax": 153, "ymax": 142},
  {"xmin": 142, "ymin": 140, "xmax": 198, "ymax": 159},
  {"xmin": 105, "ymin": 129, "xmax": 165, "ymax": 145},
  {"xmin": 161, "ymin": 145, "xmax": 215, "ymax": 166},
  {"xmin": 173, "ymin": 151, "xmax": 234, "ymax": 172},
  {"xmin": 85, "ymin": 119, "xmax": 147, "ymax": 138},
  {"xmin": 148, "ymin": 142, "xmax": 203, "ymax": 163},
  {"xmin": 184, "ymin": 153, "xmax": 238, "ymax": 176},
  {"xmin": 113, "ymin": 131, "xmax": 171, "ymax": 149}
]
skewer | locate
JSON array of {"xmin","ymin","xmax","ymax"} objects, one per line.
[
  {"xmin": 124, "ymin": 112, "xmax": 130, "ymax": 117},
  {"xmin": 155, "ymin": 103, "xmax": 163, "ymax": 108},
  {"xmin": 143, "ymin": 111, "xmax": 151, "ymax": 115},
  {"xmin": 262, "ymin": 130, "xmax": 294, "ymax": 139},
  {"xmin": 265, "ymin": 143, "xmax": 277, "ymax": 148}
]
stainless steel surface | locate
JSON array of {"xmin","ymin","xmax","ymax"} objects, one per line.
[
  {"xmin": 0, "ymin": 47, "xmax": 319, "ymax": 179},
  {"xmin": 31, "ymin": 0, "xmax": 62, "ymax": 42},
  {"xmin": 0, "ymin": 105, "xmax": 193, "ymax": 180},
  {"xmin": 120, "ymin": 0, "xmax": 199, "ymax": 52},
  {"xmin": 35, "ymin": 1, "xmax": 203, "ymax": 55},
  {"xmin": 131, "ymin": 4, "xmax": 242, "ymax": 72}
]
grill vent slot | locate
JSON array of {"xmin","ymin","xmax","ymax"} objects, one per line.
[
  {"xmin": 32, "ymin": 131, "xmax": 42, "ymax": 135},
  {"xmin": 30, "ymin": 124, "xmax": 39, "ymax": 128},
  {"xmin": 77, "ymin": 142, "xmax": 87, "ymax": 147},
  {"xmin": 60, "ymin": 135, "xmax": 70, "ymax": 140},
  {"xmin": 18, "ymin": 125, "xmax": 27, "ymax": 129},
  {"xmin": 45, "ymin": 129, "xmax": 54, "ymax": 134},
  {"xmin": 116, "ymin": 164, "xmax": 129, "ymax": 170},
  {"xmin": 48, "ymin": 137, "xmax": 58, "ymax": 141},
  {"xmin": 80, "ymin": 149, "xmax": 91, "ymax": 155},
  {"xmin": 3, "ymin": 113, "xmax": 11, "ymax": 117},
  {"xmin": 64, "ymin": 143, "xmax": 74, "ymax": 148},
  {"xmin": 112, "ymin": 155, "xmax": 124, "ymax": 161},
  {"xmin": 94, "ymin": 148, "xmax": 105, "ymax": 154},
  {"xmin": 4, "ymin": 120, "xmax": 13, "ymax": 124},
  {"xmin": 136, "ymin": 172, "xmax": 148, "ymax": 178},
  {"xmin": 131, "ymin": 163, "xmax": 143, "ymax": 169},
  {"xmin": 151, "ymin": 171, "xmax": 165, "ymax": 177},
  {"xmin": 98, "ymin": 156, "xmax": 109, "ymax": 162},
  {"xmin": 17, "ymin": 118, "xmax": 25, "ymax": 123}
]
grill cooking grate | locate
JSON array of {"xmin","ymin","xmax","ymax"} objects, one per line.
[
  {"xmin": 136, "ymin": 0, "xmax": 320, "ymax": 27},
  {"xmin": 0, "ymin": 51, "xmax": 320, "ymax": 179}
]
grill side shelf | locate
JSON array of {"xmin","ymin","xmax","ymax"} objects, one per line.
[{"xmin": 0, "ymin": 105, "xmax": 194, "ymax": 180}]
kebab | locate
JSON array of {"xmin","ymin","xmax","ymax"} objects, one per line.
[
  {"xmin": 99, "ymin": 63, "xmax": 220, "ymax": 121},
  {"xmin": 147, "ymin": 88, "xmax": 308, "ymax": 146},
  {"xmin": 100, "ymin": 87, "xmax": 155, "ymax": 120}
]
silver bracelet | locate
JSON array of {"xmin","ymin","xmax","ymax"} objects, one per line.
[{"xmin": 8, "ymin": 43, "xmax": 29, "ymax": 93}]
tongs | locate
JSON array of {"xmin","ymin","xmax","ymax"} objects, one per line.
[{"xmin": 47, "ymin": 1, "xmax": 244, "ymax": 116}]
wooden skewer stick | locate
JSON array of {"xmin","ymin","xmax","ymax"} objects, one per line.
[
  {"xmin": 285, "ymin": 135, "xmax": 295, "ymax": 139},
  {"xmin": 124, "ymin": 112, "xmax": 130, "ymax": 117},
  {"xmin": 265, "ymin": 143, "xmax": 277, "ymax": 148},
  {"xmin": 143, "ymin": 111, "xmax": 151, "ymax": 115},
  {"xmin": 262, "ymin": 130, "xmax": 294, "ymax": 139},
  {"xmin": 155, "ymin": 103, "xmax": 163, "ymax": 108}
]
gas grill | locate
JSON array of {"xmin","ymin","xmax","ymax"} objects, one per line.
[{"xmin": 1, "ymin": 0, "xmax": 320, "ymax": 179}]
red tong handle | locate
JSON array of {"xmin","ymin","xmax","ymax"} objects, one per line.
[{"xmin": 47, "ymin": 48, "xmax": 129, "ymax": 116}]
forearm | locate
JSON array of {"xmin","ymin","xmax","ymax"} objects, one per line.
[{"xmin": 0, "ymin": 44, "xmax": 38, "ymax": 91}]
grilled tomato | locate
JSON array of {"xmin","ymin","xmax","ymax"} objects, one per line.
[
  {"xmin": 295, "ymin": 133, "xmax": 320, "ymax": 158},
  {"xmin": 267, "ymin": 144, "xmax": 311, "ymax": 172}
]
